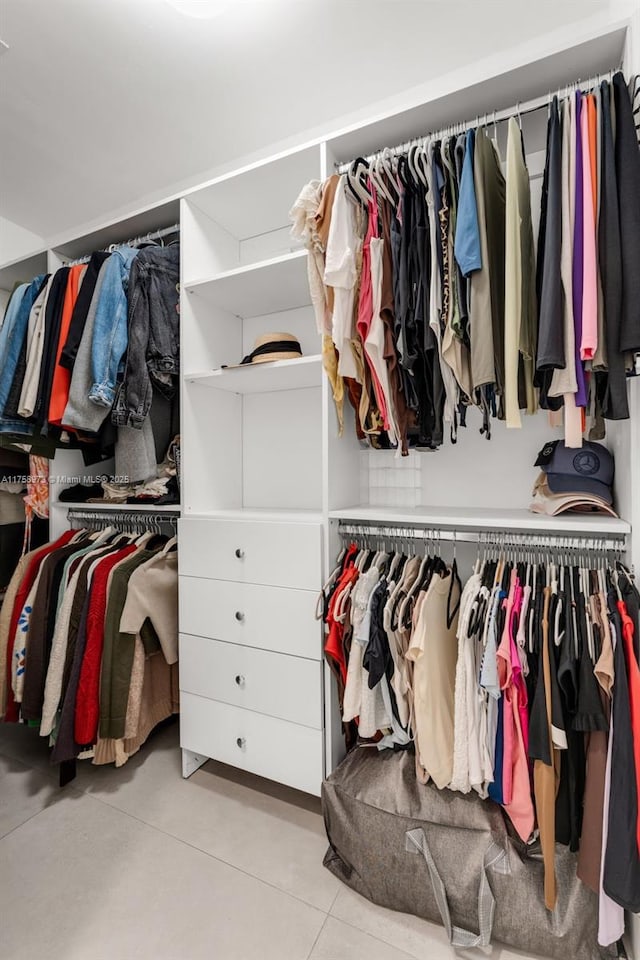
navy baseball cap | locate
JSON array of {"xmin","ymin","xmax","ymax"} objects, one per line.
[{"xmin": 534, "ymin": 440, "xmax": 614, "ymax": 505}]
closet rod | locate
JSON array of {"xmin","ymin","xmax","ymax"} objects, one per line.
[
  {"xmin": 64, "ymin": 222, "xmax": 180, "ymax": 267},
  {"xmin": 67, "ymin": 507, "xmax": 178, "ymax": 532},
  {"xmin": 335, "ymin": 65, "xmax": 624, "ymax": 172},
  {"xmin": 337, "ymin": 522, "xmax": 625, "ymax": 554}
]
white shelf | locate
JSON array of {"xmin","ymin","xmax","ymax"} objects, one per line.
[
  {"xmin": 185, "ymin": 354, "xmax": 322, "ymax": 394},
  {"xmin": 185, "ymin": 249, "xmax": 310, "ymax": 318},
  {"xmin": 56, "ymin": 502, "xmax": 181, "ymax": 513},
  {"xmin": 181, "ymin": 508, "xmax": 323, "ymax": 524},
  {"xmin": 0, "ymin": 251, "xmax": 48, "ymax": 292},
  {"xmin": 184, "ymin": 144, "xmax": 321, "ymax": 241},
  {"xmin": 329, "ymin": 505, "xmax": 631, "ymax": 537}
]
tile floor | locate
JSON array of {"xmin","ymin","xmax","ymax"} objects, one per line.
[{"xmin": 0, "ymin": 720, "xmax": 547, "ymax": 960}]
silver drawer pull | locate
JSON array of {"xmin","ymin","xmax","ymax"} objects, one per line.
[
  {"xmin": 234, "ymin": 548, "xmax": 244, "ymax": 559},
  {"xmin": 234, "ymin": 610, "xmax": 245, "ymax": 622},
  {"xmin": 236, "ymin": 737, "xmax": 246, "ymax": 749},
  {"xmin": 235, "ymin": 674, "xmax": 245, "ymax": 687}
]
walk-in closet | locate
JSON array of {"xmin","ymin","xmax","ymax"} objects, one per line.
[{"xmin": 1, "ymin": 3, "xmax": 639, "ymax": 959}]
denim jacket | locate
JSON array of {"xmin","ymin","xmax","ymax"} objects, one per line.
[
  {"xmin": 0, "ymin": 276, "xmax": 46, "ymax": 417},
  {"xmin": 88, "ymin": 247, "xmax": 139, "ymax": 409},
  {"xmin": 112, "ymin": 244, "xmax": 180, "ymax": 428}
]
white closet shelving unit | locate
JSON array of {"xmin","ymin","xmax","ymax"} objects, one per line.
[
  {"xmin": 176, "ymin": 16, "xmax": 638, "ymax": 803},
  {"xmin": 178, "ymin": 141, "xmax": 330, "ymax": 792}
]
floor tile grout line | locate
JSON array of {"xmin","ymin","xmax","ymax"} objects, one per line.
[
  {"xmin": 0, "ymin": 802, "xmax": 59, "ymax": 843},
  {"xmin": 327, "ymin": 888, "xmax": 340, "ymax": 915},
  {"xmin": 304, "ymin": 912, "xmax": 330, "ymax": 960},
  {"xmin": 82, "ymin": 789, "xmax": 333, "ymax": 917},
  {"xmin": 326, "ymin": 913, "xmax": 420, "ymax": 960}
]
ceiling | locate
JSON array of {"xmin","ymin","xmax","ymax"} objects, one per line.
[{"xmin": 0, "ymin": 0, "xmax": 613, "ymax": 241}]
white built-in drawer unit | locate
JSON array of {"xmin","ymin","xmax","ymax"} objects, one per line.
[
  {"xmin": 180, "ymin": 692, "xmax": 324, "ymax": 795},
  {"xmin": 179, "ymin": 576, "xmax": 320, "ymax": 659},
  {"xmin": 179, "ymin": 634, "xmax": 322, "ymax": 728},
  {"xmin": 179, "ymin": 517, "xmax": 321, "ymax": 590}
]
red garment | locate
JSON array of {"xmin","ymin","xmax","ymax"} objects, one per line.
[
  {"xmin": 74, "ymin": 544, "xmax": 137, "ymax": 745},
  {"xmin": 48, "ymin": 264, "xmax": 85, "ymax": 426},
  {"xmin": 617, "ymin": 599, "xmax": 640, "ymax": 856},
  {"xmin": 3, "ymin": 531, "xmax": 76, "ymax": 722},
  {"xmin": 324, "ymin": 558, "xmax": 359, "ymax": 687}
]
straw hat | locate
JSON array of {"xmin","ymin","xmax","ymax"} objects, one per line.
[{"xmin": 223, "ymin": 333, "xmax": 303, "ymax": 369}]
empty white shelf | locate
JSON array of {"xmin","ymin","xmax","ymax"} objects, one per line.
[
  {"xmin": 0, "ymin": 251, "xmax": 48, "ymax": 292},
  {"xmin": 185, "ymin": 249, "xmax": 310, "ymax": 318},
  {"xmin": 185, "ymin": 354, "xmax": 322, "ymax": 394},
  {"xmin": 329, "ymin": 505, "xmax": 631, "ymax": 537},
  {"xmin": 184, "ymin": 145, "xmax": 321, "ymax": 241}
]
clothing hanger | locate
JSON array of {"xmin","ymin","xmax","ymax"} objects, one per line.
[
  {"xmin": 396, "ymin": 153, "xmax": 412, "ymax": 190},
  {"xmin": 407, "ymin": 144, "xmax": 422, "ymax": 187},
  {"xmin": 413, "ymin": 144, "xmax": 429, "ymax": 194},
  {"xmin": 159, "ymin": 534, "xmax": 178, "ymax": 554},
  {"xmin": 346, "ymin": 159, "xmax": 373, "ymax": 206},
  {"xmin": 368, "ymin": 157, "xmax": 394, "ymax": 207},
  {"xmin": 376, "ymin": 151, "xmax": 400, "ymax": 206}
]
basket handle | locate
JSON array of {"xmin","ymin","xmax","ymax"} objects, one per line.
[{"xmin": 405, "ymin": 827, "xmax": 509, "ymax": 949}]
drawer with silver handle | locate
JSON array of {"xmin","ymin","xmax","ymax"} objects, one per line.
[
  {"xmin": 179, "ymin": 517, "xmax": 321, "ymax": 590},
  {"xmin": 179, "ymin": 634, "xmax": 322, "ymax": 729},
  {"xmin": 180, "ymin": 692, "xmax": 324, "ymax": 796},
  {"xmin": 179, "ymin": 576, "xmax": 321, "ymax": 660}
]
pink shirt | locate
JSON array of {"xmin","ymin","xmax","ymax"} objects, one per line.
[
  {"xmin": 580, "ymin": 99, "xmax": 598, "ymax": 361},
  {"xmin": 498, "ymin": 573, "xmax": 535, "ymax": 843}
]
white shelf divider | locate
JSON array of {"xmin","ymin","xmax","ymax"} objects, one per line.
[
  {"xmin": 329, "ymin": 505, "xmax": 631, "ymax": 538},
  {"xmin": 185, "ymin": 354, "xmax": 322, "ymax": 394},
  {"xmin": 185, "ymin": 248, "xmax": 309, "ymax": 318}
]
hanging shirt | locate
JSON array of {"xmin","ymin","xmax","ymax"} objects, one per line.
[
  {"xmin": 537, "ymin": 99, "xmax": 564, "ymax": 375},
  {"xmin": 504, "ymin": 117, "xmax": 537, "ymax": 427},
  {"xmin": 454, "ymin": 129, "xmax": 482, "ymax": 277},
  {"xmin": 497, "ymin": 573, "xmax": 535, "ymax": 842},
  {"xmin": 599, "ymin": 79, "xmax": 629, "ymax": 420},
  {"xmin": 580, "ymin": 95, "xmax": 598, "ymax": 362},
  {"xmin": 613, "ymin": 72, "xmax": 640, "ymax": 354},
  {"xmin": 48, "ymin": 264, "xmax": 86, "ymax": 426},
  {"xmin": 17, "ymin": 277, "xmax": 52, "ymax": 419},
  {"xmin": 324, "ymin": 177, "xmax": 359, "ymax": 380},
  {"xmin": 406, "ymin": 570, "xmax": 460, "ymax": 789}
]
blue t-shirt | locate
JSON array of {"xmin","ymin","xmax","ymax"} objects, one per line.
[{"xmin": 454, "ymin": 129, "xmax": 482, "ymax": 277}]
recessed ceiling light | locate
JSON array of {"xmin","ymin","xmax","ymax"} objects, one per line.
[{"xmin": 164, "ymin": 0, "xmax": 230, "ymax": 18}]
